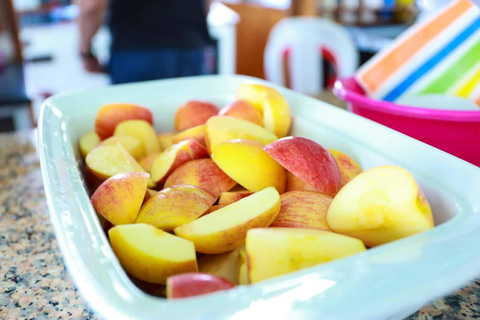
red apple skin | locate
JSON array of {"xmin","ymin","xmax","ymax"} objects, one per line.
[
  {"xmin": 94, "ymin": 103, "xmax": 153, "ymax": 140},
  {"xmin": 175, "ymin": 101, "xmax": 219, "ymax": 131},
  {"xmin": 166, "ymin": 273, "xmax": 236, "ymax": 299},
  {"xmin": 264, "ymin": 137, "xmax": 341, "ymax": 197}
]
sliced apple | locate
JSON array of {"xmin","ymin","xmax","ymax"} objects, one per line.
[
  {"xmin": 329, "ymin": 149, "xmax": 362, "ymax": 187},
  {"xmin": 135, "ymin": 185, "xmax": 216, "ymax": 231},
  {"xmin": 198, "ymin": 249, "xmax": 240, "ymax": 284},
  {"xmin": 158, "ymin": 132, "xmax": 174, "ymax": 151},
  {"xmin": 95, "ymin": 103, "xmax": 153, "ymax": 140},
  {"xmin": 237, "ymin": 83, "xmax": 291, "ymax": 137},
  {"xmin": 109, "ymin": 224, "xmax": 197, "ymax": 284},
  {"xmin": 246, "ymin": 228, "xmax": 366, "ymax": 283},
  {"xmin": 175, "ymin": 100, "xmax": 219, "ymax": 131},
  {"xmin": 101, "ymin": 135, "xmax": 145, "ymax": 160},
  {"xmin": 205, "ymin": 116, "xmax": 278, "ymax": 153},
  {"xmin": 164, "ymin": 159, "xmax": 236, "ymax": 198},
  {"xmin": 270, "ymin": 191, "xmax": 332, "ymax": 230},
  {"xmin": 92, "ymin": 172, "xmax": 149, "ymax": 225},
  {"xmin": 79, "ymin": 131, "xmax": 100, "ymax": 158},
  {"xmin": 172, "ymin": 125, "xmax": 206, "ymax": 148},
  {"xmin": 327, "ymin": 165, "xmax": 434, "ymax": 247},
  {"xmin": 285, "ymin": 171, "xmax": 321, "ymax": 193},
  {"xmin": 174, "ymin": 186, "xmax": 281, "ymax": 254},
  {"xmin": 86, "ymin": 143, "xmax": 145, "ymax": 181},
  {"xmin": 211, "ymin": 139, "xmax": 286, "ymax": 193},
  {"xmin": 203, "ymin": 204, "xmax": 228, "ymax": 216},
  {"xmin": 114, "ymin": 120, "xmax": 160, "ymax": 155},
  {"xmin": 237, "ymin": 247, "xmax": 248, "ymax": 285},
  {"xmin": 166, "ymin": 273, "xmax": 235, "ymax": 299},
  {"xmin": 218, "ymin": 100, "xmax": 262, "ymax": 126},
  {"xmin": 150, "ymin": 139, "xmax": 209, "ymax": 185},
  {"xmin": 139, "ymin": 153, "xmax": 160, "ymax": 172},
  {"xmin": 143, "ymin": 188, "xmax": 158, "ymax": 202},
  {"xmin": 218, "ymin": 191, "xmax": 254, "ymax": 205},
  {"xmin": 264, "ymin": 137, "xmax": 341, "ymax": 197}
]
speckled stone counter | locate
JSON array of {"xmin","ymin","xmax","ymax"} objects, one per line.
[{"xmin": 0, "ymin": 130, "xmax": 479, "ymax": 320}]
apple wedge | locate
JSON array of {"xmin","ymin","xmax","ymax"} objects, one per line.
[
  {"xmin": 95, "ymin": 103, "xmax": 153, "ymax": 140},
  {"xmin": 246, "ymin": 228, "xmax": 366, "ymax": 283},
  {"xmin": 285, "ymin": 171, "xmax": 321, "ymax": 193},
  {"xmin": 164, "ymin": 159, "xmax": 236, "ymax": 198},
  {"xmin": 211, "ymin": 139, "xmax": 286, "ymax": 194},
  {"xmin": 237, "ymin": 83, "xmax": 291, "ymax": 137},
  {"xmin": 270, "ymin": 191, "xmax": 332, "ymax": 230},
  {"xmin": 172, "ymin": 125, "xmax": 206, "ymax": 148},
  {"xmin": 175, "ymin": 100, "xmax": 219, "ymax": 131},
  {"xmin": 329, "ymin": 149, "xmax": 362, "ymax": 187},
  {"xmin": 86, "ymin": 143, "xmax": 145, "ymax": 181},
  {"xmin": 237, "ymin": 247, "xmax": 248, "ymax": 285},
  {"xmin": 198, "ymin": 249, "xmax": 240, "ymax": 284},
  {"xmin": 114, "ymin": 120, "xmax": 160, "ymax": 155},
  {"xmin": 109, "ymin": 224, "xmax": 197, "ymax": 284},
  {"xmin": 327, "ymin": 165, "xmax": 434, "ymax": 247},
  {"xmin": 91, "ymin": 172, "xmax": 149, "ymax": 225},
  {"xmin": 158, "ymin": 132, "xmax": 174, "ymax": 151},
  {"xmin": 264, "ymin": 137, "xmax": 341, "ymax": 197},
  {"xmin": 218, "ymin": 100, "xmax": 262, "ymax": 126},
  {"xmin": 101, "ymin": 135, "xmax": 145, "ymax": 160},
  {"xmin": 150, "ymin": 139, "xmax": 209, "ymax": 185},
  {"xmin": 135, "ymin": 185, "xmax": 216, "ymax": 231},
  {"xmin": 139, "ymin": 153, "xmax": 161, "ymax": 172},
  {"xmin": 205, "ymin": 116, "xmax": 277, "ymax": 153},
  {"xmin": 174, "ymin": 186, "xmax": 281, "ymax": 254},
  {"xmin": 79, "ymin": 131, "xmax": 100, "ymax": 158},
  {"xmin": 166, "ymin": 273, "xmax": 235, "ymax": 299},
  {"xmin": 218, "ymin": 191, "xmax": 254, "ymax": 205}
]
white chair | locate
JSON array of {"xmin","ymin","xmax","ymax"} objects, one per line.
[{"xmin": 264, "ymin": 17, "xmax": 359, "ymax": 95}]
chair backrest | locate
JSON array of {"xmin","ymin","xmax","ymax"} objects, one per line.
[{"xmin": 264, "ymin": 17, "xmax": 359, "ymax": 95}]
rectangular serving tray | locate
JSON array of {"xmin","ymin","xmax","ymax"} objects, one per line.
[{"xmin": 38, "ymin": 75, "xmax": 480, "ymax": 320}]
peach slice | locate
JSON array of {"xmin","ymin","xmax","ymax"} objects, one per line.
[
  {"xmin": 114, "ymin": 120, "xmax": 160, "ymax": 155},
  {"xmin": 327, "ymin": 166, "xmax": 434, "ymax": 247},
  {"xmin": 237, "ymin": 83, "xmax": 292, "ymax": 137},
  {"xmin": 329, "ymin": 149, "xmax": 362, "ymax": 187},
  {"xmin": 135, "ymin": 185, "xmax": 216, "ymax": 231},
  {"xmin": 218, "ymin": 100, "xmax": 262, "ymax": 126},
  {"xmin": 175, "ymin": 100, "xmax": 219, "ymax": 131},
  {"xmin": 166, "ymin": 273, "xmax": 235, "ymax": 299},
  {"xmin": 86, "ymin": 143, "xmax": 145, "ymax": 181},
  {"xmin": 91, "ymin": 172, "xmax": 149, "ymax": 225},
  {"xmin": 205, "ymin": 116, "xmax": 278, "ymax": 153},
  {"xmin": 150, "ymin": 139, "xmax": 209, "ymax": 185},
  {"xmin": 172, "ymin": 125, "xmax": 206, "ymax": 147},
  {"xmin": 95, "ymin": 103, "xmax": 153, "ymax": 140},
  {"xmin": 79, "ymin": 131, "xmax": 100, "ymax": 158},
  {"xmin": 264, "ymin": 137, "xmax": 341, "ymax": 197},
  {"xmin": 246, "ymin": 228, "xmax": 366, "ymax": 283},
  {"xmin": 174, "ymin": 186, "xmax": 281, "ymax": 254},
  {"xmin": 158, "ymin": 132, "xmax": 175, "ymax": 151},
  {"xmin": 198, "ymin": 249, "xmax": 240, "ymax": 284},
  {"xmin": 109, "ymin": 224, "xmax": 197, "ymax": 284},
  {"xmin": 139, "ymin": 153, "xmax": 160, "ymax": 172},
  {"xmin": 270, "ymin": 191, "xmax": 332, "ymax": 230},
  {"xmin": 101, "ymin": 135, "xmax": 145, "ymax": 160},
  {"xmin": 218, "ymin": 191, "xmax": 254, "ymax": 205},
  {"xmin": 212, "ymin": 139, "xmax": 286, "ymax": 193},
  {"xmin": 164, "ymin": 159, "xmax": 236, "ymax": 198}
]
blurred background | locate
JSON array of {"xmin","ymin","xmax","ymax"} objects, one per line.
[{"xmin": 0, "ymin": 0, "xmax": 448, "ymax": 132}]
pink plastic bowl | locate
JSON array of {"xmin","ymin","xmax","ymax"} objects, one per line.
[{"xmin": 333, "ymin": 77, "xmax": 480, "ymax": 166}]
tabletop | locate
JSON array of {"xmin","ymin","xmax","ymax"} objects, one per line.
[{"xmin": 1, "ymin": 129, "xmax": 480, "ymax": 320}]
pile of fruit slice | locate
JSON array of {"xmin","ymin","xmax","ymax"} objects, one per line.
[{"xmin": 79, "ymin": 83, "xmax": 435, "ymax": 299}]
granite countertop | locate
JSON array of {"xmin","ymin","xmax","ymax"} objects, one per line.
[{"xmin": 1, "ymin": 129, "xmax": 479, "ymax": 319}]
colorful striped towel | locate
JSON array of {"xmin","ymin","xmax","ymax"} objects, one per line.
[{"xmin": 356, "ymin": 0, "xmax": 480, "ymax": 105}]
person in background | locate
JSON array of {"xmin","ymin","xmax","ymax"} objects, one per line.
[{"xmin": 78, "ymin": 0, "xmax": 213, "ymax": 84}]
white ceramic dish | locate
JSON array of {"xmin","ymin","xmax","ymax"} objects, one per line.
[{"xmin": 38, "ymin": 75, "xmax": 480, "ymax": 320}]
